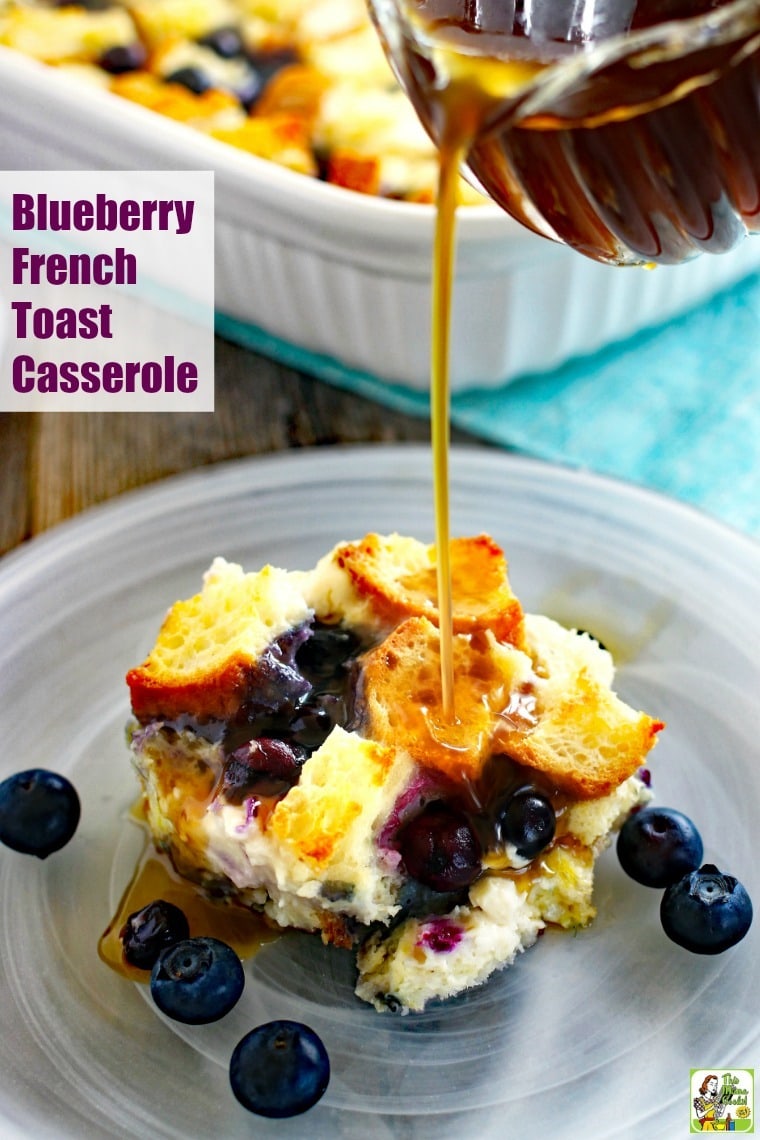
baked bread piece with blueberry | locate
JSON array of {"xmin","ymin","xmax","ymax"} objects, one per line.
[
  {"xmin": 126, "ymin": 533, "xmax": 663, "ymax": 1012},
  {"xmin": 1, "ymin": 0, "xmax": 485, "ymax": 203}
]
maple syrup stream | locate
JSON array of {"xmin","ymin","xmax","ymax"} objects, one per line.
[
  {"xmin": 431, "ymin": 133, "xmax": 465, "ymax": 723},
  {"xmin": 431, "ymin": 72, "xmax": 527, "ymax": 721}
]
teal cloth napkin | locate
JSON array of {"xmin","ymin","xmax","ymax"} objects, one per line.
[{"xmin": 216, "ymin": 267, "xmax": 760, "ymax": 540}]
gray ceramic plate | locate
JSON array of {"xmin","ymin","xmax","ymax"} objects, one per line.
[{"xmin": 1, "ymin": 445, "xmax": 758, "ymax": 1138}]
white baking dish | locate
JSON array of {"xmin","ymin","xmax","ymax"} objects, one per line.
[{"xmin": 2, "ymin": 44, "xmax": 759, "ymax": 393}]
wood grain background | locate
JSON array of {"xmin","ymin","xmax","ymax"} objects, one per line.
[{"xmin": 0, "ymin": 336, "xmax": 482, "ymax": 556}]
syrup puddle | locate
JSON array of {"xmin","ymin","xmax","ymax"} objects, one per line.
[{"xmin": 99, "ymin": 813, "xmax": 280, "ymax": 981}]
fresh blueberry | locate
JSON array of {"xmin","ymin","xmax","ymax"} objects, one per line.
[
  {"xmin": 495, "ymin": 785, "xmax": 555, "ymax": 859},
  {"xmin": 398, "ymin": 801, "xmax": 481, "ymax": 891},
  {"xmin": 0, "ymin": 768, "xmax": 80, "ymax": 858},
  {"xmin": 617, "ymin": 806, "xmax": 703, "ymax": 887},
  {"xmin": 165, "ymin": 66, "xmax": 212, "ymax": 96},
  {"xmin": 150, "ymin": 937, "xmax": 244, "ymax": 1024},
  {"xmin": 660, "ymin": 863, "xmax": 753, "ymax": 954},
  {"xmin": 230, "ymin": 1020, "xmax": 330, "ymax": 1118},
  {"xmin": 120, "ymin": 899, "xmax": 190, "ymax": 970}
]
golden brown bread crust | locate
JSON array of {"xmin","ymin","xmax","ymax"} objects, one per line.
[
  {"xmin": 506, "ymin": 614, "xmax": 664, "ymax": 799},
  {"xmin": 128, "ymin": 654, "xmax": 267, "ymax": 723},
  {"xmin": 126, "ymin": 533, "xmax": 666, "ymax": 1010},
  {"xmin": 269, "ymin": 734, "xmax": 400, "ymax": 868},
  {"xmin": 127, "ymin": 534, "xmax": 663, "ymax": 800},
  {"xmin": 333, "ymin": 533, "xmax": 524, "ymax": 642},
  {"xmin": 126, "ymin": 558, "xmax": 313, "ymax": 722},
  {"xmin": 359, "ymin": 613, "xmax": 663, "ymax": 799},
  {"xmin": 498, "ymin": 671, "xmax": 664, "ymax": 799},
  {"xmin": 358, "ymin": 615, "xmax": 532, "ymax": 783}
]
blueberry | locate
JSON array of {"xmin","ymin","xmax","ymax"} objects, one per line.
[
  {"xmin": 661, "ymin": 864, "xmax": 753, "ymax": 954},
  {"xmin": 237, "ymin": 74, "xmax": 264, "ymax": 112},
  {"xmin": 120, "ymin": 899, "xmax": 190, "ymax": 970},
  {"xmin": 230, "ymin": 1020, "xmax": 330, "ymax": 1118},
  {"xmin": 54, "ymin": 0, "xmax": 112, "ymax": 8},
  {"xmin": 222, "ymin": 738, "xmax": 306, "ymax": 800},
  {"xmin": 197, "ymin": 26, "xmax": 244, "ymax": 58},
  {"xmin": 150, "ymin": 937, "xmax": 244, "ymax": 1024},
  {"xmin": 165, "ymin": 66, "xmax": 212, "ymax": 96},
  {"xmin": 295, "ymin": 622, "xmax": 361, "ymax": 685},
  {"xmin": 240, "ymin": 627, "xmax": 312, "ymax": 719},
  {"xmin": 245, "ymin": 47, "xmax": 300, "ymax": 84},
  {"xmin": 660, "ymin": 861, "xmax": 752, "ymax": 953},
  {"xmin": 0, "ymin": 768, "xmax": 80, "ymax": 858},
  {"xmin": 98, "ymin": 43, "xmax": 147, "ymax": 74},
  {"xmin": 288, "ymin": 695, "xmax": 343, "ymax": 753},
  {"xmin": 495, "ymin": 786, "xmax": 555, "ymax": 859},
  {"xmin": 617, "ymin": 806, "xmax": 703, "ymax": 887},
  {"xmin": 398, "ymin": 802, "xmax": 481, "ymax": 892}
]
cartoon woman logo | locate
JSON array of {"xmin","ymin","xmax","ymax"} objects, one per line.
[{"xmin": 694, "ymin": 1074, "xmax": 733, "ymax": 1132}]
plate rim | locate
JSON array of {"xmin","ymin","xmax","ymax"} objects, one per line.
[
  {"xmin": 2, "ymin": 444, "xmax": 759, "ymax": 590},
  {"xmin": 1, "ymin": 442, "xmax": 758, "ymax": 1139}
]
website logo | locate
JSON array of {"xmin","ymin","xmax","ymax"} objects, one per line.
[{"xmin": 691, "ymin": 1069, "xmax": 754, "ymax": 1133}]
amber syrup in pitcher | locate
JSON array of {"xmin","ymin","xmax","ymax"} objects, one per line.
[
  {"xmin": 394, "ymin": 0, "xmax": 760, "ymax": 263},
  {"xmin": 418, "ymin": 0, "xmax": 758, "ymax": 712}
]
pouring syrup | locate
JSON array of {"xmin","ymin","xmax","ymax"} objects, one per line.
[{"xmin": 370, "ymin": 0, "xmax": 760, "ymax": 709}]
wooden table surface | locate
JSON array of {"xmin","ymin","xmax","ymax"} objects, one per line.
[{"xmin": 0, "ymin": 334, "xmax": 482, "ymax": 559}]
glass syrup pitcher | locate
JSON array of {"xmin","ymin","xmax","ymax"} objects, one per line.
[{"xmin": 368, "ymin": 0, "xmax": 760, "ymax": 265}]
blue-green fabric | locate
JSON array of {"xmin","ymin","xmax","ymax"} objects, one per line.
[{"xmin": 216, "ymin": 267, "xmax": 760, "ymax": 540}]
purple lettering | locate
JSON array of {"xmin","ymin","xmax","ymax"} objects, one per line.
[
  {"xmin": 80, "ymin": 360, "xmax": 101, "ymax": 394},
  {"xmin": 72, "ymin": 200, "xmax": 94, "ymax": 230},
  {"xmin": 58, "ymin": 360, "xmax": 80, "ymax": 394},
  {"xmin": 12, "ymin": 355, "xmax": 35, "ymax": 392},
  {"xmin": 12, "ymin": 195, "xmax": 35, "ymax": 230},
  {"xmin": 101, "ymin": 361, "xmax": 122, "ymax": 393},
  {"xmin": 11, "ymin": 300, "xmax": 32, "ymax": 337},
  {"xmin": 141, "ymin": 361, "xmax": 161, "ymax": 393},
  {"xmin": 176, "ymin": 361, "xmax": 198, "ymax": 393}
]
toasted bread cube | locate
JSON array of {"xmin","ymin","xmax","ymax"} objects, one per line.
[
  {"xmin": 306, "ymin": 532, "xmax": 524, "ymax": 643},
  {"xmin": 498, "ymin": 614, "xmax": 664, "ymax": 799},
  {"xmin": 359, "ymin": 615, "xmax": 535, "ymax": 782},
  {"xmin": 127, "ymin": 557, "xmax": 312, "ymax": 721}
]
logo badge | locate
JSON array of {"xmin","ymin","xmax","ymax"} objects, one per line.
[{"xmin": 691, "ymin": 1069, "xmax": 754, "ymax": 1133}]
